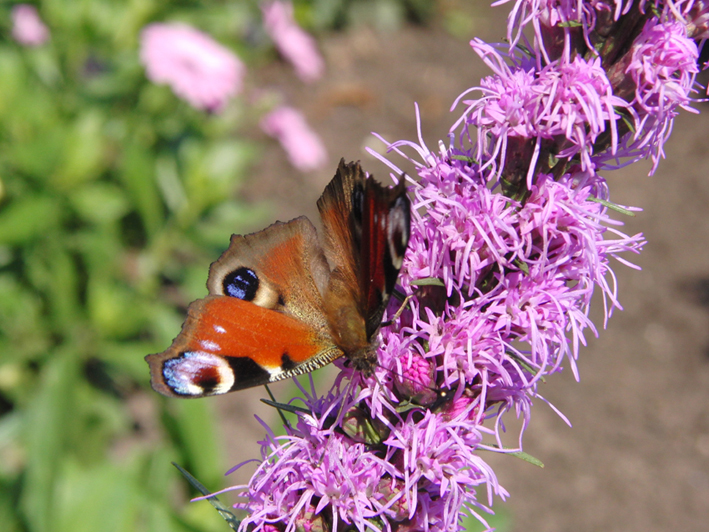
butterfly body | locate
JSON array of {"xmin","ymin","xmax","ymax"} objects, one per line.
[{"xmin": 147, "ymin": 160, "xmax": 410, "ymax": 398}]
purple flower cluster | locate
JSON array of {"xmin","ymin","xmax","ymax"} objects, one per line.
[{"xmin": 227, "ymin": 2, "xmax": 705, "ymax": 531}]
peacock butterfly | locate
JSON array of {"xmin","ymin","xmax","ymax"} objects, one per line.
[{"xmin": 146, "ymin": 159, "xmax": 411, "ymax": 398}]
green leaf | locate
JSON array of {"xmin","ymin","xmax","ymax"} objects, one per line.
[
  {"xmin": 87, "ymin": 278, "xmax": 147, "ymax": 339},
  {"xmin": 53, "ymin": 459, "xmax": 141, "ymax": 532},
  {"xmin": 166, "ymin": 399, "xmax": 223, "ymax": 490},
  {"xmin": 410, "ymin": 277, "xmax": 445, "ymax": 287},
  {"xmin": 20, "ymin": 348, "xmax": 81, "ymax": 532},
  {"xmin": 119, "ymin": 142, "xmax": 164, "ymax": 238},
  {"xmin": 0, "ymin": 477, "xmax": 23, "ymax": 532},
  {"xmin": 0, "ymin": 195, "xmax": 62, "ymax": 245},
  {"xmin": 172, "ymin": 463, "xmax": 241, "ymax": 531},
  {"xmin": 101, "ymin": 340, "xmax": 166, "ymax": 385},
  {"xmin": 588, "ymin": 196, "xmax": 636, "ymax": 216},
  {"xmin": 487, "ymin": 444, "xmax": 545, "ymax": 468},
  {"xmin": 0, "ymin": 50, "xmax": 27, "ymax": 118},
  {"xmin": 70, "ymin": 183, "xmax": 130, "ymax": 225},
  {"xmin": 24, "ymin": 242, "xmax": 81, "ymax": 333},
  {"xmin": 0, "ymin": 274, "xmax": 50, "ymax": 363},
  {"xmin": 195, "ymin": 201, "xmax": 270, "ymax": 248},
  {"xmin": 53, "ymin": 111, "xmax": 107, "ymax": 190}
]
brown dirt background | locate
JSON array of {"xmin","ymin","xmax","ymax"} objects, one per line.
[{"xmin": 210, "ymin": 4, "xmax": 709, "ymax": 531}]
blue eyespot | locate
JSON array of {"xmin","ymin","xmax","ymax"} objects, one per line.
[{"xmin": 223, "ymin": 267, "xmax": 259, "ymax": 301}]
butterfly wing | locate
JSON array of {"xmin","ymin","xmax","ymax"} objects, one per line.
[
  {"xmin": 317, "ymin": 159, "xmax": 411, "ymax": 354},
  {"xmin": 146, "ymin": 217, "xmax": 342, "ymax": 398}
]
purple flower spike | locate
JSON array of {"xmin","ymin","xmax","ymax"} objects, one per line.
[{"xmin": 224, "ymin": 2, "xmax": 704, "ymax": 531}]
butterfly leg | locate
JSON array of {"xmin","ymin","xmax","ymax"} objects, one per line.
[{"xmin": 381, "ymin": 293, "xmax": 414, "ymax": 327}]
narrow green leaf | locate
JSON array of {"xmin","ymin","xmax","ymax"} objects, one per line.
[
  {"xmin": 260, "ymin": 398, "xmax": 311, "ymax": 416},
  {"xmin": 410, "ymin": 277, "xmax": 445, "ymax": 287},
  {"xmin": 119, "ymin": 142, "xmax": 164, "ymax": 237},
  {"xmin": 487, "ymin": 444, "xmax": 545, "ymax": 468},
  {"xmin": 20, "ymin": 348, "xmax": 80, "ymax": 532},
  {"xmin": 172, "ymin": 463, "xmax": 241, "ymax": 531},
  {"xmin": 588, "ymin": 196, "xmax": 636, "ymax": 216}
]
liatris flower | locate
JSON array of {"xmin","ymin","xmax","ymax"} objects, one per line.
[
  {"xmin": 11, "ymin": 4, "xmax": 49, "ymax": 47},
  {"xmin": 260, "ymin": 105, "xmax": 328, "ymax": 171},
  {"xmin": 261, "ymin": 1, "xmax": 325, "ymax": 82},
  {"xmin": 140, "ymin": 23, "xmax": 245, "ymax": 113},
  {"xmin": 222, "ymin": 2, "xmax": 704, "ymax": 531}
]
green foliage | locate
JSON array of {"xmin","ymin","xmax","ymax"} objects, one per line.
[
  {"xmin": 0, "ymin": 1, "xmax": 438, "ymax": 531},
  {"xmin": 0, "ymin": 1, "xmax": 267, "ymax": 530}
]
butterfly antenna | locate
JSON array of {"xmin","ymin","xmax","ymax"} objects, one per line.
[{"xmin": 263, "ymin": 384, "xmax": 291, "ymax": 428}]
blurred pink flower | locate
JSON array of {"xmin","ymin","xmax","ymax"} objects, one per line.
[
  {"xmin": 260, "ymin": 106, "xmax": 327, "ymax": 172},
  {"xmin": 11, "ymin": 5, "xmax": 49, "ymax": 47},
  {"xmin": 140, "ymin": 23, "xmax": 245, "ymax": 112},
  {"xmin": 261, "ymin": 1, "xmax": 325, "ymax": 82}
]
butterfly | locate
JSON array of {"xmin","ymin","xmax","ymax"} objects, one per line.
[{"xmin": 146, "ymin": 159, "xmax": 411, "ymax": 398}]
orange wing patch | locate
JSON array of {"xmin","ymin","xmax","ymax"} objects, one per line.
[{"xmin": 147, "ymin": 296, "xmax": 341, "ymax": 397}]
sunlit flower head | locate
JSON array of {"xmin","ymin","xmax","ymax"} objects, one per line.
[
  {"xmin": 260, "ymin": 105, "xmax": 328, "ymax": 171},
  {"xmin": 261, "ymin": 1, "xmax": 325, "ymax": 82},
  {"xmin": 11, "ymin": 4, "xmax": 49, "ymax": 47},
  {"xmin": 140, "ymin": 23, "xmax": 245, "ymax": 112}
]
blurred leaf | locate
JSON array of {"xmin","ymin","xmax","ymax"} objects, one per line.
[
  {"xmin": 82, "ymin": 54, "xmax": 143, "ymax": 100},
  {"xmin": 71, "ymin": 385, "xmax": 130, "ymax": 464},
  {"xmin": 24, "ymin": 241, "xmax": 81, "ymax": 334},
  {"xmin": 173, "ymin": 462, "xmax": 241, "ymax": 531},
  {"xmin": 87, "ymin": 277, "xmax": 147, "ymax": 339},
  {"xmin": 156, "ymin": 154, "xmax": 187, "ymax": 217},
  {"xmin": 6, "ymin": 126, "xmax": 64, "ymax": 182},
  {"xmin": 53, "ymin": 458, "xmax": 141, "ymax": 532},
  {"xmin": 350, "ymin": 0, "xmax": 406, "ymax": 31},
  {"xmin": 0, "ymin": 195, "xmax": 62, "ymax": 245},
  {"xmin": 0, "ymin": 51, "xmax": 25, "ymax": 115},
  {"xmin": 0, "ymin": 411, "xmax": 23, "ymax": 479},
  {"xmin": 70, "ymin": 182, "xmax": 130, "ymax": 224},
  {"xmin": 166, "ymin": 399, "xmax": 223, "ymax": 490},
  {"xmin": 53, "ymin": 111, "xmax": 108, "ymax": 190},
  {"xmin": 101, "ymin": 340, "xmax": 166, "ymax": 385},
  {"xmin": 20, "ymin": 348, "xmax": 81, "ymax": 532},
  {"xmin": 0, "ymin": 477, "xmax": 22, "ymax": 532},
  {"xmin": 195, "ymin": 201, "xmax": 270, "ymax": 248},
  {"xmin": 119, "ymin": 141, "xmax": 163, "ymax": 238},
  {"xmin": 0, "ymin": 274, "xmax": 50, "ymax": 363},
  {"xmin": 26, "ymin": 47, "xmax": 62, "ymax": 87}
]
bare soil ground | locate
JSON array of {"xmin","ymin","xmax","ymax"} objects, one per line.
[{"xmin": 213, "ymin": 6, "xmax": 709, "ymax": 531}]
